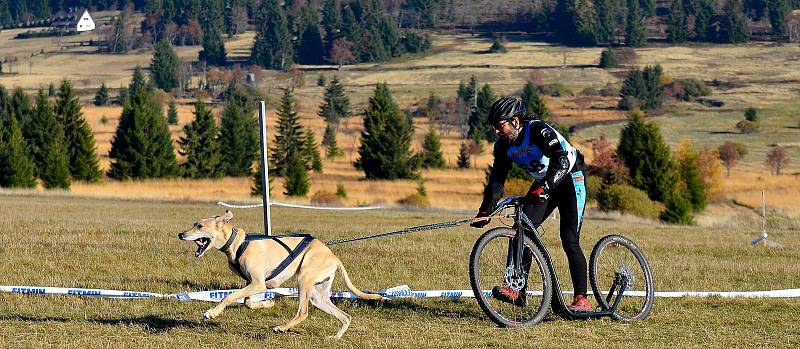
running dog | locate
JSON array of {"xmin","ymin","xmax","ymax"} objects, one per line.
[{"xmin": 178, "ymin": 210, "xmax": 382, "ymax": 339}]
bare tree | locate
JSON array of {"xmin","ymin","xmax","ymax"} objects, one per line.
[
  {"xmin": 718, "ymin": 142, "xmax": 744, "ymax": 177},
  {"xmin": 765, "ymin": 146, "xmax": 791, "ymax": 175},
  {"xmin": 329, "ymin": 39, "xmax": 355, "ymax": 70}
]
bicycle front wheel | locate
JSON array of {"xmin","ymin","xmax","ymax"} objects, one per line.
[
  {"xmin": 469, "ymin": 227, "xmax": 552, "ymax": 327},
  {"xmin": 589, "ymin": 234, "xmax": 654, "ymax": 322}
]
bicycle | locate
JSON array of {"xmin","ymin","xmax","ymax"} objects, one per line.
[{"xmin": 469, "ymin": 196, "xmax": 654, "ymax": 327}]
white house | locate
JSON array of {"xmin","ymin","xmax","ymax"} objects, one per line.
[{"xmin": 51, "ymin": 9, "xmax": 95, "ymax": 32}]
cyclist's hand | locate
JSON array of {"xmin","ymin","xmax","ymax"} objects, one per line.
[
  {"xmin": 470, "ymin": 212, "xmax": 491, "ymax": 228},
  {"xmin": 525, "ymin": 186, "xmax": 549, "ymax": 204}
]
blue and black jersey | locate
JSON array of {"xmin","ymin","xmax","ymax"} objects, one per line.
[{"xmin": 479, "ymin": 120, "xmax": 584, "ymax": 214}]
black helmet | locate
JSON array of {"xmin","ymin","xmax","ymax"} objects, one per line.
[{"xmin": 488, "ymin": 96, "xmax": 527, "ymax": 127}]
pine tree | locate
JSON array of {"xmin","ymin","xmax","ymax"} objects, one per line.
[
  {"xmin": 768, "ymin": 0, "xmax": 790, "ymax": 35},
  {"xmin": 319, "ymin": 76, "xmax": 351, "ymax": 125},
  {"xmin": 322, "ymin": 0, "xmax": 343, "ymax": 55},
  {"xmin": 304, "ymin": 130, "xmax": 323, "ymax": 173},
  {"xmin": 667, "ymin": 0, "xmax": 688, "ymax": 43},
  {"xmin": 269, "ymin": 88, "xmax": 307, "ymax": 176},
  {"xmin": 0, "ymin": 117, "xmax": 36, "ymax": 188},
  {"xmin": 421, "ymin": 127, "xmax": 446, "ymax": 169},
  {"xmin": 40, "ymin": 125, "xmax": 71, "ymax": 189},
  {"xmin": 108, "ymin": 75, "xmax": 179, "ymax": 180},
  {"xmin": 250, "ymin": 150, "xmax": 274, "ymax": 196},
  {"xmin": 10, "ymin": 87, "xmax": 32, "ymax": 127},
  {"xmin": 150, "ymin": 40, "xmax": 182, "ymax": 91},
  {"xmin": 356, "ymin": 83, "xmax": 420, "ymax": 179},
  {"xmin": 599, "ymin": 48, "xmax": 619, "ymax": 68},
  {"xmin": 25, "ymin": 90, "xmax": 58, "ymax": 178},
  {"xmin": 457, "ymin": 76, "xmax": 478, "ymax": 108},
  {"xmin": 296, "ymin": 7, "xmax": 325, "ymax": 65},
  {"xmin": 167, "ymin": 98, "xmax": 179, "ymax": 125},
  {"xmin": 616, "ymin": 111, "xmax": 677, "ymax": 202},
  {"xmin": 55, "ymin": 80, "xmax": 101, "ymax": 182},
  {"xmin": 626, "ymin": 0, "xmax": 646, "ymax": 47},
  {"xmin": 178, "ymin": 100, "xmax": 222, "ymax": 178},
  {"xmin": 468, "ymin": 84, "xmax": 496, "ymax": 142},
  {"xmin": 522, "ymin": 81, "xmax": 549, "ymax": 121},
  {"xmin": 720, "ymin": 0, "xmax": 749, "ymax": 43},
  {"xmin": 118, "ymin": 86, "xmax": 130, "ymax": 106},
  {"xmin": 284, "ymin": 155, "xmax": 310, "ymax": 196},
  {"xmin": 675, "ymin": 140, "xmax": 707, "ymax": 212},
  {"xmin": 94, "ymin": 83, "xmax": 110, "ymax": 106},
  {"xmin": 251, "ymin": 0, "xmax": 294, "ymax": 70},
  {"xmin": 325, "ymin": 126, "xmax": 344, "ymax": 158},
  {"xmin": 220, "ymin": 97, "xmax": 259, "ymax": 176},
  {"xmin": 693, "ymin": 0, "xmax": 716, "ymax": 42},
  {"xmin": 554, "ymin": 0, "xmax": 600, "ymax": 45},
  {"xmin": 457, "ymin": 142, "xmax": 471, "ymax": 169},
  {"xmin": 199, "ymin": 22, "xmax": 227, "ymax": 66}
]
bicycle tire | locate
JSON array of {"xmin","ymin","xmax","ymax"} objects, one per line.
[
  {"xmin": 469, "ymin": 227, "xmax": 552, "ymax": 327},
  {"xmin": 588, "ymin": 234, "xmax": 654, "ymax": 322}
]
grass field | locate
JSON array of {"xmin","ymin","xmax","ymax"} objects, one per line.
[{"xmin": 0, "ymin": 193, "xmax": 798, "ymax": 348}]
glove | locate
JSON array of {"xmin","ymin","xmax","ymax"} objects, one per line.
[
  {"xmin": 525, "ymin": 186, "xmax": 549, "ymax": 204},
  {"xmin": 470, "ymin": 212, "xmax": 491, "ymax": 228}
]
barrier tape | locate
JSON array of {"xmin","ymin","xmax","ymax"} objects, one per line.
[
  {"xmin": 4, "ymin": 285, "xmax": 800, "ymax": 302},
  {"xmin": 217, "ymin": 201, "xmax": 383, "ymax": 211}
]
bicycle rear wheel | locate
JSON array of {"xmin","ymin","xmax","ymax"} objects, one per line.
[
  {"xmin": 589, "ymin": 234, "xmax": 654, "ymax": 322},
  {"xmin": 469, "ymin": 227, "xmax": 552, "ymax": 327}
]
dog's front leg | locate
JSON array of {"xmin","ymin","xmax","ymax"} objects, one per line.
[{"xmin": 204, "ymin": 282, "xmax": 266, "ymax": 320}]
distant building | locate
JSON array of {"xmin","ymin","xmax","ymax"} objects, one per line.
[{"xmin": 51, "ymin": 9, "xmax": 95, "ymax": 32}]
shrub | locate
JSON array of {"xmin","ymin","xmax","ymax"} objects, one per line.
[
  {"xmin": 599, "ymin": 83, "xmax": 619, "ymax": 97},
  {"xmin": 736, "ymin": 120, "xmax": 758, "ymax": 134},
  {"xmin": 744, "ymin": 107, "xmax": 758, "ymax": 122},
  {"xmin": 397, "ymin": 193, "xmax": 431, "ymax": 208},
  {"xmin": 537, "ymin": 83, "xmax": 573, "ymax": 97},
  {"xmin": 489, "ymin": 38, "xmax": 507, "ymax": 53},
  {"xmin": 599, "ymin": 49, "xmax": 618, "ymax": 69},
  {"xmin": 401, "ymin": 32, "xmax": 432, "ymax": 54},
  {"xmin": 585, "ymin": 176, "xmax": 602, "ymax": 203},
  {"xmin": 660, "ymin": 193, "xmax": 693, "ymax": 224},
  {"xmin": 310, "ymin": 191, "xmax": 343, "ymax": 206},
  {"xmin": 596, "ymin": 184, "xmax": 661, "ymax": 219},
  {"xmin": 674, "ymin": 78, "xmax": 711, "ymax": 101},
  {"xmin": 335, "ymin": 182, "xmax": 347, "ymax": 199}
]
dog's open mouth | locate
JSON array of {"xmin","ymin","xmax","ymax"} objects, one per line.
[{"xmin": 194, "ymin": 237, "xmax": 211, "ymax": 257}]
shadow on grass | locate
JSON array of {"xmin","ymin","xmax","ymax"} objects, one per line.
[
  {"xmin": 708, "ymin": 131, "xmax": 740, "ymax": 135},
  {"xmin": 364, "ymin": 298, "xmax": 486, "ymax": 320},
  {"xmin": 0, "ymin": 314, "xmax": 220, "ymax": 334}
]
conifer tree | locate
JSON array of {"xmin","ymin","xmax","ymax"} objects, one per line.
[
  {"xmin": 269, "ymin": 88, "xmax": 307, "ymax": 176},
  {"xmin": 40, "ymin": 126, "xmax": 71, "ymax": 189},
  {"xmin": 468, "ymin": 84, "xmax": 496, "ymax": 142},
  {"xmin": 0, "ymin": 117, "xmax": 36, "ymax": 188},
  {"xmin": 25, "ymin": 90, "xmax": 58, "ymax": 177},
  {"xmin": 250, "ymin": 150, "xmax": 274, "ymax": 196},
  {"xmin": 296, "ymin": 7, "xmax": 325, "ymax": 65},
  {"xmin": 768, "ymin": 0, "xmax": 790, "ymax": 35},
  {"xmin": 660, "ymin": 192, "xmax": 693, "ymax": 224},
  {"xmin": 108, "ymin": 73, "xmax": 179, "ymax": 179},
  {"xmin": 356, "ymin": 83, "xmax": 420, "ymax": 179},
  {"xmin": 720, "ymin": 0, "xmax": 749, "ymax": 43},
  {"xmin": 675, "ymin": 140, "xmax": 707, "ymax": 212},
  {"xmin": 457, "ymin": 142, "xmax": 471, "ymax": 169},
  {"xmin": 421, "ymin": 127, "xmax": 446, "ymax": 169},
  {"xmin": 304, "ymin": 131, "xmax": 323, "ymax": 173},
  {"xmin": 616, "ymin": 111, "xmax": 677, "ymax": 202},
  {"xmin": 457, "ymin": 76, "xmax": 478, "ymax": 108},
  {"xmin": 94, "ymin": 83, "xmax": 110, "ymax": 106},
  {"xmin": 522, "ymin": 81, "xmax": 549, "ymax": 121},
  {"xmin": 322, "ymin": 0, "xmax": 343, "ymax": 55},
  {"xmin": 599, "ymin": 48, "xmax": 618, "ymax": 68},
  {"xmin": 10, "ymin": 87, "xmax": 32, "ymax": 126},
  {"xmin": 667, "ymin": 0, "xmax": 688, "ymax": 43},
  {"xmin": 178, "ymin": 100, "xmax": 222, "ymax": 178},
  {"xmin": 48, "ymin": 82, "xmax": 56, "ymax": 97},
  {"xmin": 284, "ymin": 155, "xmax": 310, "ymax": 196},
  {"xmin": 220, "ymin": 97, "xmax": 258, "ymax": 176},
  {"xmin": 693, "ymin": 0, "xmax": 716, "ymax": 42},
  {"xmin": 200, "ymin": 23, "xmax": 227, "ymax": 66},
  {"xmin": 167, "ymin": 98, "xmax": 179, "ymax": 125},
  {"xmin": 318, "ymin": 75, "xmax": 350, "ymax": 127},
  {"xmin": 325, "ymin": 125, "xmax": 343, "ymax": 158},
  {"xmin": 626, "ymin": 0, "xmax": 646, "ymax": 47},
  {"xmin": 150, "ymin": 40, "xmax": 182, "ymax": 91},
  {"xmin": 56, "ymin": 80, "xmax": 101, "ymax": 182},
  {"xmin": 251, "ymin": 0, "xmax": 294, "ymax": 70}
]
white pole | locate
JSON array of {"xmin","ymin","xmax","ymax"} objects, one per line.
[{"xmin": 258, "ymin": 101, "xmax": 272, "ymax": 236}]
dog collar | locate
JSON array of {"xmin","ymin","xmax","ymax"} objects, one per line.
[{"xmin": 220, "ymin": 227, "xmax": 238, "ymax": 252}]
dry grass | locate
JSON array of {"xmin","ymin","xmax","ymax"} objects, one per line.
[{"xmin": 0, "ymin": 193, "xmax": 798, "ymax": 348}]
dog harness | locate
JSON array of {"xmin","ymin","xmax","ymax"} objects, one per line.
[{"xmin": 224, "ymin": 228, "xmax": 316, "ymax": 283}]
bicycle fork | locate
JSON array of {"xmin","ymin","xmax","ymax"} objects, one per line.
[{"xmin": 504, "ymin": 207, "xmax": 529, "ymax": 292}]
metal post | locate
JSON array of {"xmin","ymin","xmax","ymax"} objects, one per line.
[{"xmin": 258, "ymin": 101, "xmax": 272, "ymax": 236}]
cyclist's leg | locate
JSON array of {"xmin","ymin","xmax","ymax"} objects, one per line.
[{"xmin": 555, "ymin": 171, "xmax": 588, "ymax": 298}]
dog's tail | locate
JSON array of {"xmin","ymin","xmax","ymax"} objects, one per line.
[{"xmin": 336, "ymin": 260, "xmax": 383, "ymax": 301}]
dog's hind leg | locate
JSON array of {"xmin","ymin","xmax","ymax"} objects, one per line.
[
  {"xmin": 204, "ymin": 281, "xmax": 266, "ymax": 320},
  {"xmin": 310, "ymin": 277, "xmax": 352, "ymax": 339},
  {"xmin": 273, "ymin": 276, "xmax": 313, "ymax": 334}
]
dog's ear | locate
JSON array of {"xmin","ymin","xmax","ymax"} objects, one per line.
[{"xmin": 222, "ymin": 210, "xmax": 233, "ymax": 223}]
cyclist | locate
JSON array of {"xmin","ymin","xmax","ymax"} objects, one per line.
[{"xmin": 470, "ymin": 96, "xmax": 591, "ymax": 312}]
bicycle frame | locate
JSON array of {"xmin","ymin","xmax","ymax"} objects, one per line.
[{"xmin": 503, "ymin": 198, "xmax": 629, "ymax": 320}]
